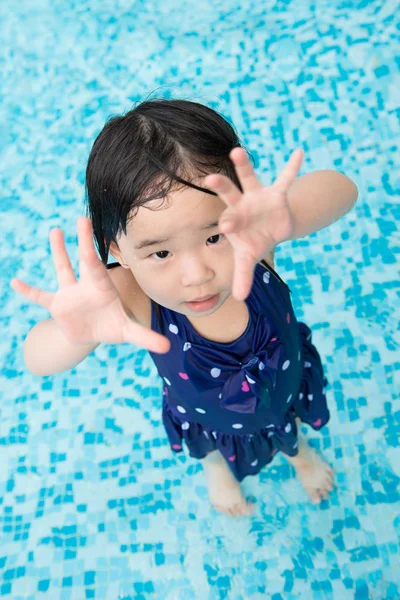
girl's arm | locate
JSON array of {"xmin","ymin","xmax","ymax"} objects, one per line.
[{"xmin": 284, "ymin": 170, "xmax": 358, "ymax": 241}]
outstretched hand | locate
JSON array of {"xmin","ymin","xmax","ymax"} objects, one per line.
[{"xmin": 204, "ymin": 147, "xmax": 304, "ymax": 301}]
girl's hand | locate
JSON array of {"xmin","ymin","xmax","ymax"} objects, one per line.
[
  {"xmin": 10, "ymin": 217, "xmax": 171, "ymax": 354},
  {"xmin": 204, "ymin": 147, "xmax": 304, "ymax": 301}
]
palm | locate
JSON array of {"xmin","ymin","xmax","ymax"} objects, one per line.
[
  {"xmin": 49, "ymin": 278, "xmax": 128, "ymax": 345},
  {"xmin": 204, "ymin": 148, "xmax": 303, "ymax": 300},
  {"xmin": 228, "ymin": 187, "xmax": 294, "ymax": 256}
]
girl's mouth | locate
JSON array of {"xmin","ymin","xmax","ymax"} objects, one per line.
[{"xmin": 185, "ymin": 294, "xmax": 220, "ymax": 312}]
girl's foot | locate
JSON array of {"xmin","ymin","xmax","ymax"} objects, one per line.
[
  {"xmin": 284, "ymin": 431, "xmax": 335, "ymax": 504},
  {"xmin": 201, "ymin": 450, "xmax": 255, "ymax": 517}
]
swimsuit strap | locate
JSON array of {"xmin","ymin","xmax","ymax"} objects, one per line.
[{"xmin": 153, "ymin": 301, "xmax": 165, "ymax": 335}]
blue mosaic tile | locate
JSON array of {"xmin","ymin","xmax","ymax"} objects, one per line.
[{"xmin": 2, "ymin": 0, "xmax": 399, "ymax": 598}]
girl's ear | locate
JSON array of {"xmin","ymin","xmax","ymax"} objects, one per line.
[{"xmin": 108, "ymin": 240, "xmax": 129, "ymax": 268}]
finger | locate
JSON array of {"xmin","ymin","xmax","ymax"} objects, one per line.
[
  {"xmin": 77, "ymin": 217, "xmax": 106, "ymax": 284},
  {"xmin": 203, "ymin": 173, "xmax": 242, "ymax": 208},
  {"xmin": 229, "ymin": 146, "xmax": 263, "ymax": 193},
  {"xmin": 219, "ymin": 209, "xmax": 240, "ymax": 233},
  {"xmin": 123, "ymin": 319, "xmax": 171, "ymax": 354},
  {"xmin": 273, "ymin": 148, "xmax": 304, "ymax": 193},
  {"xmin": 10, "ymin": 278, "xmax": 54, "ymax": 311},
  {"xmin": 50, "ymin": 227, "xmax": 77, "ymax": 287},
  {"xmin": 232, "ymin": 251, "xmax": 255, "ymax": 301}
]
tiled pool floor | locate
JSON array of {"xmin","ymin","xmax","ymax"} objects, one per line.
[{"xmin": 2, "ymin": 1, "xmax": 399, "ymax": 598}]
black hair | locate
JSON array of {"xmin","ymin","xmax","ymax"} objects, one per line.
[{"xmin": 84, "ymin": 97, "xmax": 254, "ymax": 265}]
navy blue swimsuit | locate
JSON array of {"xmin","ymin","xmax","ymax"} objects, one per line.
[{"xmin": 107, "ymin": 260, "xmax": 329, "ymax": 482}]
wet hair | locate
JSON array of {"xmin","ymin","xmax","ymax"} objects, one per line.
[{"xmin": 84, "ymin": 97, "xmax": 254, "ymax": 265}]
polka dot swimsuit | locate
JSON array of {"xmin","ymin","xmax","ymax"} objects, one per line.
[{"xmin": 139, "ymin": 260, "xmax": 328, "ymax": 482}]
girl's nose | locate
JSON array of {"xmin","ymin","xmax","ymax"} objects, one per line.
[{"xmin": 180, "ymin": 257, "xmax": 214, "ymax": 287}]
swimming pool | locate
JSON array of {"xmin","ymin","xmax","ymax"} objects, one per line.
[{"xmin": 2, "ymin": 1, "xmax": 399, "ymax": 598}]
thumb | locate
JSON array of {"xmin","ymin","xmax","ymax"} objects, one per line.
[
  {"xmin": 125, "ymin": 320, "xmax": 171, "ymax": 354},
  {"xmin": 220, "ymin": 211, "xmax": 238, "ymax": 232},
  {"xmin": 232, "ymin": 251, "xmax": 254, "ymax": 301}
]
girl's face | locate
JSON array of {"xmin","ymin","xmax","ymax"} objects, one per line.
[{"xmin": 110, "ymin": 185, "xmax": 235, "ymax": 318}]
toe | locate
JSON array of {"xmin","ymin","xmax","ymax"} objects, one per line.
[
  {"xmin": 241, "ymin": 502, "xmax": 254, "ymax": 516},
  {"xmin": 214, "ymin": 504, "xmax": 230, "ymax": 516},
  {"xmin": 311, "ymin": 490, "xmax": 322, "ymax": 504},
  {"xmin": 227, "ymin": 504, "xmax": 239, "ymax": 517},
  {"xmin": 245, "ymin": 503, "xmax": 255, "ymax": 516},
  {"xmin": 214, "ymin": 502, "xmax": 251, "ymax": 517},
  {"xmin": 234, "ymin": 504, "xmax": 245, "ymax": 517},
  {"xmin": 322, "ymin": 477, "xmax": 334, "ymax": 492}
]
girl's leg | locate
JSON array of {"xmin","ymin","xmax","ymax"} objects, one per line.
[
  {"xmin": 281, "ymin": 418, "xmax": 335, "ymax": 504},
  {"xmin": 200, "ymin": 450, "xmax": 255, "ymax": 517}
]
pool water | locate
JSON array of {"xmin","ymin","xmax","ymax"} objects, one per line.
[{"xmin": 2, "ymin": 1, "xmax": 399, "ymax": 598}]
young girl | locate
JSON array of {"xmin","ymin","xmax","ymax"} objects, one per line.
[{"xmin": 11, "ymin": 98, "xmax": 358, "ymax": 517}]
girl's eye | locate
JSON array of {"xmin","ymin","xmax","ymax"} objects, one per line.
[
  {"xmin": 207, "ymin": 233, "xmax": 224, "ymax": 245},
  {"xmin": 152, "ymin": 250, "xmax": 170, "ymax": 261},
  {"xmin": 149, "ymin": 233, "xmax": 224, "ymax": 261}
]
